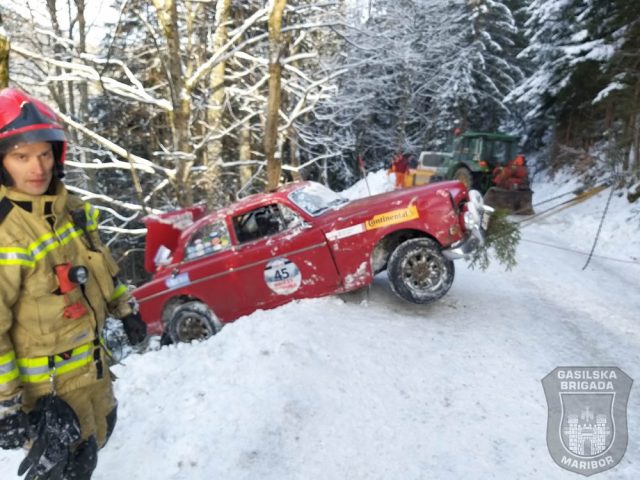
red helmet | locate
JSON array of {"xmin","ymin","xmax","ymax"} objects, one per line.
[{"xmin": 0, "ymin": 88, "xmax": 67, "ymax": 184}]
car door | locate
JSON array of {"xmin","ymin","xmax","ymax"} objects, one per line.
[
  {"xmin": 231, "ymin": 203, "xmax": 341, "ymax": 315},
  {"xmin": 175, "ymin": 218, "xmax": 245, "ymax": 322}
]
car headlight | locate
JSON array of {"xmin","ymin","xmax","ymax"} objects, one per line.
[
  {"xmin": 463, "ymin": 190, "xmax": 489, "ymax": 231},
  {"xmin": 468, "ymin": 189, "xmax": 484, "ymax": 209},
  {"xmin": 464, "ymin": 211, "xmax": 475, "ymax": 230}
]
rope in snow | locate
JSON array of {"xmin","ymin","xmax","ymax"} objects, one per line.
[
  {"xmin": 520, "ymin": 238, "xmax": 640, "ymax": 266},
  {"xmin": 582, "ymin": 183, "xmax": 617, "ymax": 270},
  {"xmin": 514, "ymin": 184, "xmax": 609, "ymax": 226},
  {"xmin": 505, "ymin": 177, "xmax": 637, "ymax": 267},
  {"xmin": 485, "ymin": 180, "xmax": 638, "ymax": 266},
  {"xmin": 531, "ymin": 190, "xmax": 577, "ymax": 207}
]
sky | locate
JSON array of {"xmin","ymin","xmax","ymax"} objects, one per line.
[
  {"xmin": 9, "ymin": 0, "xmax": 119, "ymax": 48},
  {"xmin": 2, "ymin": 169, "xmax": 638, "ymax": 479}
]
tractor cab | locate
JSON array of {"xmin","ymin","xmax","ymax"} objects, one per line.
[{"xmin": 454, "ymin": 132, "xmax": 519, "ymax": 169}]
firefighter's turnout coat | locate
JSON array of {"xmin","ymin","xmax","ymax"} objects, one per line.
[{"xmin": 0, "ymin": 181, "xmax": 132, "ymax": 442}]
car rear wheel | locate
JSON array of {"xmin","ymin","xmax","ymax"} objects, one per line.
[
  {"xmin": 167, "ymin": 301, "xmax": 220, "ymax": 343},
  {"xmin": 387, "ymin": 238, "xmax": 454, "ymax": 304}
]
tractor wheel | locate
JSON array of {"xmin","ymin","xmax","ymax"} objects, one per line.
[
  {"xmin": 167, "ymin": 301, "xmax": 220, "ymax": 343},
  {"xmin": 387, "ymin": 238, "xmax": 454, "ymax": 304},
  {"xmin": 453, "ymin": 167, "xmax": 473, "ymax": 189}
]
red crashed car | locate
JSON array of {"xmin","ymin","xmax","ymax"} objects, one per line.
[{"xmin": 132, "ymin": 181, "xmax": 492, "ymax": 343}]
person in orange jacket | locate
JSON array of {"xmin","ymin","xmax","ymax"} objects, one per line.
[
  {"xmin": 388, "ymin": 152, "xmax": 409, "ymax": 189},
  {"xmin": 492, "ymin": 154, "xmax": 529, "ymax": 190},
  {"xmin": 0, "ymin": 88, "xmax": 147, "ymax": 479}
]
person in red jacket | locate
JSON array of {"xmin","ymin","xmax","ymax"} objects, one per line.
[
  {"xmin": 492, "ymin": 154, "xmax": 529, "ymax": 190},
  {"xmin": 388, "ymin": 152, "xmax": 409, "ymax": 189}
]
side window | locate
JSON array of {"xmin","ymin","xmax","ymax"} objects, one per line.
[
  {"xmin": 185, "ymin": 220, "xmax": 231, "ymax": 261},
  {"xmin": 279, "ymin": 204, "xmax": 304, "ymax": 229},
  {"xmin": 233, "ymin": 204, "xmax": 296, "ymax": 244},
  {"xmin": 471, "ymin": 138, "xmax": 482, "ymax": 156}
]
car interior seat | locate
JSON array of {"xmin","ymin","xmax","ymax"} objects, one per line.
[{"xmin": 255, "ymin": 209, "xmax": 281, "ymax": 236}]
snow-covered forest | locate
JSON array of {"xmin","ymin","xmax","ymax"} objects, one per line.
[{"xmin": 0, "ymin": 0, "xmax": 639, "ymax": 275}]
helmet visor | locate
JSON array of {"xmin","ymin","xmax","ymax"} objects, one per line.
[{"xmin": 0, "ymin": 127, "xmax": 66, "ymax": 155}]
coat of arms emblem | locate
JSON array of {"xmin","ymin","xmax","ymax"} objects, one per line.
[{"xmin": 542, "ymin": 367, "xmax": 632, "ymax": 476}]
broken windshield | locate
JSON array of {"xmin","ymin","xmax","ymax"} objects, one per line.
[{"xmin": 289, "ymin": 183, "xmax": 348, "ymax": 216}]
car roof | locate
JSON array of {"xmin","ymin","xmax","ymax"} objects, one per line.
[
  {"xmin": 185, "ymin": 181, "xmax": 313, "ymax": 233},
  {"xmin": 223, "ymin": 181, "xmax": 310, "ymax": 215}
]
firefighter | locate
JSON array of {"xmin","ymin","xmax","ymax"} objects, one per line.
[{"xmin": 0, "ymin": 88, "xmax": 147, "ymax": 479}]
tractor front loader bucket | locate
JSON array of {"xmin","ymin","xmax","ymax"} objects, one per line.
[{"xmin": 483, "ymin": 187, "xmax": 534, "ymax": 215}]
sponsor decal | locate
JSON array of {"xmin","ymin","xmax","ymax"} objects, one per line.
[
  {"xmin": 364, "ymin": 205, "xmax": 419, "ymax": 230},
  {"xmin": 325, "ymin": 205, "xmax": 419, "ymax": 242},
  {"xmin": 542, "ymin": 367, "xmax": 633, "ymax": 476},
  {"xmin": 165, "ymin": 272, "xmax": 191, "ymax": 290},
  {"xmin": 264, "ymin": 257, "xmax": 301, "ymax": 295},
  {"xmin": 326, "ymin": 224, "xmax": 365, "ymax": 241}
]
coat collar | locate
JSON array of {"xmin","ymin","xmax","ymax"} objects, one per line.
[{"xmin": 0, "ymin": 180, "xmax": 69, "ymax": 218}]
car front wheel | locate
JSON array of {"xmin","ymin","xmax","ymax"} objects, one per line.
[
  {"xmin": 167, "ymin": 301, "xmax": 220, "ymax": 343},
  {"xmin": 387, "ymin": 238, "xmax": 455, "ymax": 304}
]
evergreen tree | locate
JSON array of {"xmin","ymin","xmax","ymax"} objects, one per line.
[
  {"xmin": 429, "ymin": 0, "xmax": 523, "ymax": 141},
  {"xmin": 510, "ymin": 0, "xmax": 639, "ymax": 181}
]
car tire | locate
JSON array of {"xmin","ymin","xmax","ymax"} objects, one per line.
[
  {"xmin": 387, "ymin": 238, "xmax": 455, "ymax": 304},
  {"xmin": 453, "ymin": 167, "xmax": 473, "ymax": 189},
  {"xmin": 167, "ymin": 301, "xmax": 220, "ymax": 343}
]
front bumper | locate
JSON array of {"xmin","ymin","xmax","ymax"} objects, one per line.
[{"xmin": 443, "ymin": 190, "xmax": 493, "ymax": 260}]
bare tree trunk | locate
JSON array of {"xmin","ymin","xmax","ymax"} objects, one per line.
[
  {"xmin": 394, "ymin": 71, "xmax": 409, "ymax": 150},
  {"xmin": 74, "ymin": 0, "xmax": 89, "ymax": 121},
  {"xmin": 632, "ymin": 81, "xmax": 640, "ymax": 175},
  {"xmin": 632, "ymin": 113, "xmax": 639, "ymax": 175},
  {"xmin": 72, "ymin": 0, "xmax": 95, "ymax": 188},
  {"xmin": 264, "ymin": 0, "xmax": 287, "ymax": 191},
  {"xmin": 238, "ymin": 123, "xmax": 253, "ymax": 190},
  {"xmin": 153, "ymin": 0, "xmax": 194, "ymax": 206},
  {"xmin": 203, "ymin": 0, "xmax": 231, "ymax": 207},
  {"xmin": 289, "ymin": 126, "xmax": 301, "ymax": 181},
  {"xmin": 46, "ymin": 0, "xmax": 66, "ymax": 112},
  {"xmin": 0, "ymin": 26, "xmax": 9, "ymax": 89}
]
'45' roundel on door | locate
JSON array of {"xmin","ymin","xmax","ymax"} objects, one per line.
[{"xmin": 264, "ymin": 258, "xmax": 302, "ymax": 295}]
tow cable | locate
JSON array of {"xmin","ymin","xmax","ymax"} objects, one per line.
[
  {"xmin": 503, "ymin": 180, "xmax": 639, "ymax": 267},
  {"xmin": 582, "ymin": 177, "xmax": 619, "ymax": 270},
  {"xmin": 514, "ymin": 184, "xmax": 609, "ymax": 226}
]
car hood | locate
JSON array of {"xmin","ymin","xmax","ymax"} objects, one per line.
[{"xmin": 317, "ymin": 181, "xmax": 463, "ymax": 228}]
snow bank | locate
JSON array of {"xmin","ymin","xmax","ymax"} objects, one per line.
[{"xmin": 1, "ymin": 170, "xmax": 638, "ymax": 480}]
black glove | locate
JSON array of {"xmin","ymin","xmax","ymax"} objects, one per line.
[
  {"xmin": 0, "ymin": 408, "xmax": 30, "ymax": 450},
  {"xmin": 18, "ymin": 394, "xmax": 81, "ymax": 480},
  {"xmin": 121, "ymin": 312, "xmax": 147, "ymax": 345}
]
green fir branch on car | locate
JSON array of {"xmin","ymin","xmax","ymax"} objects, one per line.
[{"xmin": 467, "ymin": 209, "xmax": 521, "ymax": 271}]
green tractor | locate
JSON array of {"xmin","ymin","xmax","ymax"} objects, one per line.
[{"xmin": 407, "ymin": 131, "xmax": 534, "ymax": 214}]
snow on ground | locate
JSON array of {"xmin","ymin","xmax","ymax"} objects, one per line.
[
  {"xmin": 341, "ymin": 169, "xmax": 396, "ymax": 200},
  {"xmin": 1, "ymin": 172, "xmax": 639, "ymax": 479}
]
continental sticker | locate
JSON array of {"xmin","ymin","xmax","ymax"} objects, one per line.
[{"xmin": 365, "ymin": 205, "xmax": 419, "ymax": 230}]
